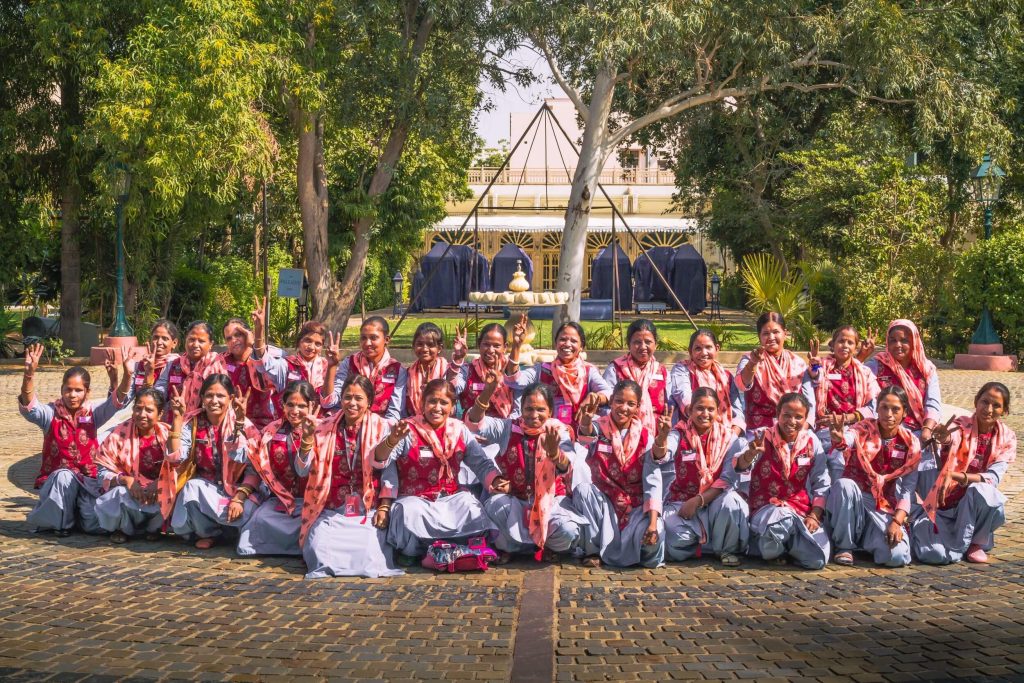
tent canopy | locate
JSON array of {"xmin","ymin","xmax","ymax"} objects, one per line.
[
  {"xmin": 589, "ymin": 242, "xmax": 632, "ymax": 310},
  {"xmin": 491, "ymin": 243, "xmax": 533, "ymax": 292},
  {"xmin": 670, "ymin": 244, "xmax": 707, "ymax": 313},
  {"xmin": 632, "ymin": 246, "xmax": 677, "ymax": 303},
  {"xmin": 412, "ymin": 242, "xmax": 489, "ymax": 309}
]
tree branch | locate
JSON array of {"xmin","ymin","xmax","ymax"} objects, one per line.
[{"xmin": 531, "ymin": 32, "xmax": 589, "ymax": 125}]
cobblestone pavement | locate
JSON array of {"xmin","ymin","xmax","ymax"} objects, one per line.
[{"xmin": 1, "ymin": 366, "xmax": 1022, "ymax": 682}]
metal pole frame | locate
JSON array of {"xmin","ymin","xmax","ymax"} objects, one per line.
[
  {"xmin": 110, "ymin": 195, "xmax": 134, "ymax": 338},
  {"xmin": 390, "ymin": 103, "xmax": 552, "ymax": 339}
]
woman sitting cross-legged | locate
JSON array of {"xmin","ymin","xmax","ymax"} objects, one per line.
[
  {"xmin": 375, "ymin": 378, "xmax": 504, "ymax": 564},
  {"xmin": 823, "ymin": 385, "xmax": 920, "ymax": 567},
  {"xmin": 645, "ymin": 387, "xmax": 750, "ymax": 567},
  {"xmin": 465, "ymin": 373, "xmax": 588, "ymax": 563}
]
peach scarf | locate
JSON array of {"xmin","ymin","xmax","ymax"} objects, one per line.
[
  {"xmin": 738, "ymin": 350, "xmax": 807, "ymax": 405},
  {"xmin": 551, "ymin": 357, "xmax": 589, "ymax": 406},
  {"xmin": 407, "ymin": 357, "xmax": 450, "ymax": 414},
  {"xmin": 596, "ymin": 414, "xmax": 645, "ymax": 468},
  {"xmin": 519, "ymin": 419, "xmax": 567, "ymax": 556},
  {"xmin": 408, "ymin": 416, "xmax": 463, "ymax": 486},
  {"xmin": 849, "ymin": 420, "xmax": 921, "ymax": 514},
  {"xmin": 814, "ymin": 356, "xmax": 880, "ymax": 416},
  {"xmin": 96, "ymin": 420, "xmax": 179, "ymax": 522},
  {"xmin": 763, "ymin": 425, "xmax": 813, "ymax": 480},
  {"xmin": 675, "ymin": 418, "xmax": 734, "ymax": 493},
  {"xmin": 874, "ymin": 319, "xmax": 935, "ymax": 425},
  {"xmin": 612, "ymin": 355, "xmax": 663, "ymax": 431},
  {"xmin": 352, "ymin": 349, "xmax": 395, "ymax": 383}
]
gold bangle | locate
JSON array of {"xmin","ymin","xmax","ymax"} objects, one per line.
[
  {"xmin": 476, "ymin": 399, "xmax": 491, "ymax": 410},
  {"xmin": 169, "ymin": 431, "xmax": 181, "ymax": 439}
]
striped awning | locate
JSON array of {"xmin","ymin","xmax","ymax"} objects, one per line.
[{"xmin": 435, "ymin": 215, "xmax": 696, "ymax": 233}]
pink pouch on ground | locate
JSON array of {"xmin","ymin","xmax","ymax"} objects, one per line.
[{"xmin": 421, "ymin": 536, "xmax": 498, "ymax": 572}]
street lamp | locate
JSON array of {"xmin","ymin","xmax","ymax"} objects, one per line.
[
  {"xmin": 709, "ymin": 273, "xmax": 721, "ymax": 321},
  {"xmin": 392, "ymin": 271, "xmax": 404, "ymax": 316},
  {"xmin": 109, "ymin": 162, "xmax": 133, "ymax": 338},
  {"xmin": 968, "ymin": 153, "xmax": 1006, "ymax": 345}
]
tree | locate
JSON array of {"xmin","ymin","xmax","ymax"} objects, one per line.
[{"xmin": 505, "ymin": 0, "xmax": 1011, "ymax": 325}]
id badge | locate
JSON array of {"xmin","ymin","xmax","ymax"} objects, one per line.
[
  {"xmin": 554, "ymin": 399, "xmax": 572, "ymax": 424},
  {"xmin": 77, "ymin": 415, "xmax": 93, "ymax": 425},
  {"xmin": 169, "ymin": 375, "xmax": 184, "ymax": 385},
  {"xmin": 287, "ymin": 371, "xmax": 302, "ymax": 381},
  {"xmin": 418, "ymin": 446, "xmax": 435, "ymax": 460},
  {"xmin": 680, "ymin": 450, "xmax": 697, "ymax": 462},
  {"xmin": 471, "ymin": 382, "xmax": 486, "ymax": 391},
  {"xmin": 739, "ymin": 471, "xmax": 751, "ymax": 482},
  {"xmin": 226, "ymin": 363, "xmax": 237, "ymax": 373},
  {"xmin": 134, "ymin": 374, "xmax": 145, "ymax": 388},
  {"xmin": 796, "ymin": 456, "xmax": 811, "ymax": 467},
  {"xmin": 597, "ymin": 443, "xmax": 613, "ymax": 454},
  {"xmin": 344, "ymin": 494, "xmax": 361, "ymax": 517},
  {"xmin": 891, "ymin": 449, "xmax": 906, "ymax": 460},
  {"xmin": 382, "ymin": 374, "xmax": 397, "ymax": 384},
  {"xmin": 827, "ymin": 372, "xmax": 843, "ymax": 381}
]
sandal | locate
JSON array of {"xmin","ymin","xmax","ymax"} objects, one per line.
[
  {"xmin": 581, "ymin": 555, "xmax": 601, "ymax": 568},
  {"xmin": 834, "ymin": 551, "xmax": 854, "ymax": 566},
  {"xmin": 194, "ymin": 537, "xmax": 218, "ymax": 550},
  {"xmin": 720, "ymin": 552, "xmax": 741, "ymax": 567},
  {"xmin": 769, "ymin": 556, "xmax": 787, "ymax": 566},
  {"xmin": 396, "ymin": 553, "xmax": 419, "ymax": 567},
  {"xmin": 54, "ymin": 528, "xmax": 73, "ymax": 538},
  {"xmin": 144, "ymin": 532, "xmax": 161, "ymax": 542},
  {"xmin": 110, "ymin": 530, "xmax": 129, "ymax": 544},
  {"xmin": 494, "ymin": 551, "xmax": 513, "ymax": 566}
]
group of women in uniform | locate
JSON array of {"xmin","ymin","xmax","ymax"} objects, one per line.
[{"xmin": 17, "ymin": 306, "xmax": 1016, "ymax": 577}]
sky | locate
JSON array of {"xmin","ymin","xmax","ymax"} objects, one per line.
[{"xmin": 475, "ymin": 47, "xmax": 556, "ymax": 148}]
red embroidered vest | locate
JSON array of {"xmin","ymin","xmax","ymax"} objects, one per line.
[
  {"xmin": 821, "ymin": 364, "xmax": 857, "ymax": 418},
  {"xmin": 874, "ymin": 363, "xmax": 926, "ymax": 430},
  {"xmin": 666, "ymin": 430, "xmax": 722, "ymax": 504},
  {"xmin": 842, "ymin": 439, "xmax": 908, "ymax": 511},
  {"xmin": 499, "ymin": 424, "xmax": 568, "ymax": 501},
  {"xmin": 397, "ymin": 429, "xmax": 467, "ymax": 502},
  {"xmin": 458, "ymin": 363, "xmax": 507, "ymax": 418},
  {"xmin": 940, "ymin": 432, "xmax": 992, "ymax": 510},
  {"xmin": 747, "ymin": 438, "xmax": 814, "ymax": 516},
  {"xmin": 37, "ymin": 405, "xmax": 99, "ymax": 488},
  {"xmin": 744, "ymin": 378, "xmax": 778, "ymax": 431},
  {"xmin": 325, "ymin": 426, "xmax": 370, "ymax": 509},
  {"xmin": 267, "ymin": 426, "xmax": 308, "ymax": 498},
  {"xmin": 538, "ymin": 363, "xmax": 589, "ymax": 431},
  {"xmin": 221, "ymin": 355, "xmax": 277, "ymax": 430},
  {"xmin": 192, "ymin": 419, "xmax": 227, "ymax": 485},
  {"xmin": 349, "ymin": 356, "xmax": 402, "ymax": 416},
  {"xmin": 584, "ymin": 429, "xmax": 649, "ymax": 529},
  {"xmin": 136, "ymin": 434, "xmax": 166, "ymax": 482},
  {"xmin": 614, "ymin": 364, "xmax": 668, "ymax": 417}
]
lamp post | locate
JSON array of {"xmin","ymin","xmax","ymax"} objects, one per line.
[
  {"xmin": 392, "ymin": 271, "xmax": 404, "ymax": 316},
  {"xmin": 968, "ymin": 153, "xmax": 1006, "ymax": 345},
  {"xmin": 110, "ymin": 162, "xmax": 133, "ymax": 338},
  {"xmin": 709, "ymin": 273, "xmax": 721, "ymax": 321}
]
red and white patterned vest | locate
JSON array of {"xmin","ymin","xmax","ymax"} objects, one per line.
[
  {"xmin": 744, "ymin": 378, "xmax": 778, "ymax": 432},
  {"xmin": 939, "ymin": 431, "xmax": 993, "ymax": 510},
  {"xmin": 397, "ymin": 427, "xmax": 467, "ymax": 501},
  {"xmin": 747, "ymin": 437, "xmax": 815, "ymax": 516},
  {"xmin": 37, "ymin": 404, "xmax": 99, "ymax": 488},
  {"xmin": 267, "ymin": 425, "xmax": 308, "ymax": 498},
  {"xmin": 821, "ymin": 364, "xmax": 857, "ymax": 418},
  {"xmin": 499, "ymin": 423, "xmax": 568, "ymax": 500},
  {"xmin": 221, "ymin": 355, "xmax": 277, "ymax": 430},
  {"xmin": 349, "ymin": 356, "xmax": 402, "ymax": 416},
  {"xmin": 538, "ymin": 362, "xmax": 590, "ymax": 432},
  {"xmin": 458, "ymin": 363, "xmax": 507, "ymax": 418},
  {"xmin": 325, "ymin": 426, "xmax": 373, "ymax": 509},
  {"xmin": 842, "ymin": 438, "xmax": 908, "ymax": 511},
  {"xmin": 666, "ymin": 429, "xmax": 723, "ymax": 504},
  {"xmin": 584, "ymin": 429, "xmax": 649, "ymax": 529},
  {"xmin": 136, "ymin": 434, "xmax": 165, "ymax": 483}
]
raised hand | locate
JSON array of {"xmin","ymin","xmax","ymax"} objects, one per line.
[
  {"xmin": 452, "ymin": 324, "xmax": 468, "ymax": 363},
  {"xmin": 576, "ymin": 392, "xmax": 601, "ymax": 429},
  {"xmin": 120, "ymin": 344, "xmax": 136, "ymax": 374},
  {"xmin": 930, "ymin": 416, "xmax": 959, "ymax": 447},
  {"xmin": 511, "ymin": 314, "xmax": 528, "ymax": 347},
  {"xmin": 169, "ymin": 385, "xmax": 186, "ymax": 419},
  {"xmin": 484, "ymin": 368, "xmax": 501, "ymax": 389},
  {"xmin": 542, "ymin": 424, "xmax": 561, "ymax": 460},
  {"xmin": 24, "ymin": 343, "xmax": 44, "ymax": 375},
  {"xmin": 826, "ymin": 413, "xmax": 845, "ymax": 448},
  {"xmin": 808, "ymin": 338, "xmax": 820, "ymax": 360},
  {"xmin": 325, "ymin": 330, "xmax": 342, "ymax": 367},
  {"xmin": 300, "ymin": 405, "xmax": 321, "ymax": 441},
  {"xmin": 232, "ymin": 388, "xmax": 251, "ymax": 419},
  {"xmin": 858, "ymin": 328, "xmax": 877, "ymax": 361},
  {"xmin": 251, "ymin": 296, "xmax": 267, "ymax": 347},
  {"xmin": 655, "ymin": 413, "xmax": 672, "ymax": 443},
  {"xmin": 389, "ymin": 420, "xmax": 411, "ymax": 445},
  {"xmin": 104, "ymin": 349, "xmax": 119, "ymax": 387},
  {"xmin": 750, "ymin": 345, "xmax": 765, "ymax": 365}
]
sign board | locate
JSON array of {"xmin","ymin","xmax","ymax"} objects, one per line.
[{"xmin": 277, "ymin": 269, "xmax": 306, "ymax": 299}]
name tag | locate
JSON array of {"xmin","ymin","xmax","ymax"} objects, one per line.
[
  {"xmin": 272, "ymin": 433, "xmax": 288, "ymax": 442},
  {"xmin": 796, "ymin": 456, "xmax": 811, "ymax": 467},
  {"xmin": 133, "ymin": 375, "xmax": 145, "ymax": 387},
  {"xmin": 418, "ymin": 446, "xmax": 434, "ymax": 460},
  {"xmin": 827, "ymin": 372, "xmax": 843, "ymax": 381},
  {"xmin": 382, "ymin": 375, "xmax": 396, "ymax": 384},
  {"xmin": 471, "ymin": 382, "xmax": 486, "ymax": 391},
  {"xmin": 653, "ymin": 371, "xmax": 664, "ymax": 381},
  {"xmin": 597, "ymin": 443, "xmax": 613, "ymax": 454},
  {"xmin": 344, "ymin": 493, "xmax": 361, "ymax": 517},
  {"xmin": 739, "ymin": 472, "xmax": 751, "ymax": 482},
  {"xmin": 554, "ymin": 399, "xmax": 572, "ymax": 424},
  {"xmin": 196, "ymin": 438, "xmax": 209, "ymax": 446},
  {"xmin": 891, "ymin": 450, "xmax": 906, "ymax": 460},
  {"xmin": 77, "ymin": 416, "xmax": 93, "ymax": 424},
  {"xmin": 170, "ymin": 375, "xmax": 184, "ymax": 385},
  {"xmin": 287, "ymin": 371, "xmax": 302, "ymax": 381},
  {"xmin": 680, "ymin": 450, "xmax": 697, "ymax": 462},
  {"xmin": 226, "ymin": 364, "xmax": 237, "ymax": 372}
]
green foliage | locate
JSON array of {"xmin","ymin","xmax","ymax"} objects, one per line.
[
  {"xmin": 586, "ymin": 324, "xmax": 625, "ymax": 351},
  {"xmin": 42, "ymin": 338, "xmax": 74, "ymax": 365},
  {"xmin": 717, "ymin": 272, "xmax": 746, "ymax": 310},
  {"xmin": 0, "ymin": 309, "xmax": 20, "ymax": 358},
  {"xmin": 696, "ymin": 321, "xmax": 737, "ymax": 351},
  {"xmin": 946, "ymin": 222, "xmax": 1024, "ymax": 356},
  {"xmin": 740, "ymin": 253, "xmax": 819, "ymax": 348}
]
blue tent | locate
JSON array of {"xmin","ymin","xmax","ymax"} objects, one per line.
[
  {"xmin": 491, "ymin": 243, "xmax": 533, "ymax": 292},
  {"xmin": 412, "ymin": 242, "xmax": 462, "ymax": 309},
  {"xmin": 632, "ymin": 246, "xmax": 676, "ymax": 303},
  {"xmin": 669, "ymin": 244, "xmax": 707, "ymax": 313},
  {"xmin": 450, "ymin": 244, "xmax": 490, "ymax": 300},
  {"xmin": 589, "ymin": 242, "xmax": 632, "ymax": 310}
]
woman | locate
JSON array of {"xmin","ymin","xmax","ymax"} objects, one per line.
[
  {"xmin": 220, "ymin": 316, "xmax": 278, "ymax": 430},
  {"xmin": 236, "ymin": 381, "xmax": 320, "ymax": 557},
  {"xmin": 569, "ymin": 380, "xmax": 671, "ymax": 568},
  {"xmin": 255, "ymin": 316, "xmax": 337, "ymax": 411},
  {"xmin": 731, "ymin": 393, "xmax": 831, "ymax": 569},
  {"xmin": 154, "ymin": 321, "xmax": 225, "ymax": 423},
  {"xmin": 735, "ymin": 312, "xmax": 816, "ymax": 436},
  {"xmin": 121, "ymin": 319, "xmax": 180, "ymax": 404},
  {"xmin": 168, "ymin": 374, "xmax": 263, "ymax": 549},
  {"xmin": 375, "ymin": 378, "xmax": 503, "ymax": 561},
  {"xmin": 603, "ymin": 319, "xmax": 673, "ymax": 433},
  {"xmin": 325, "ymin": 316, "xmax": 405, "ymax": 421},
  {"xmin": 809, "ymin": 326, "xmax": 880, "ymax": 452},
  {"xmin": 401, "ymin": 322, "xmax": 461, "ymax": 418},
  {"xmin": 645, "ymin": 387, "xmax": 749, "ymax": 567},
  {"xmin": 823, "ymin": 386, "xmax": 920, "ymax": 567},
  {"xmin": 912, "ymin": 382, "xmax": 1016, "ymax": 564},
  {"xmin": 864, "ymin": 319, "xmax": 940, "ymax": 440},
  {"xmin": 18, "ymin": 343, "xmax": 122, "ymax": 535},
  {"xmin": 94, "ymin": 387, "xmax": 180, "ymax": 542},
  {"xmin": 505, "ymin": 316, "xmax": 611, "ymax": 436},
  {"xmin": 670, "ymin": 329, "xmax": 745, "ymax": 434},
  {"xmin": 454, "ymin": 323, "xmax": 518, "ymax": 419},
  {"xmin": 300, "ymin": 375, "xmax": 403, "ymax": 578},
  {"xmin": 466, "ymin": 375, "xmax": 587, "ymax": 561}
]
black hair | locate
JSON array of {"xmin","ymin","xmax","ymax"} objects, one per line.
[
  {"xmin": 829, "ymin": 325, "xmax": 860, "ymax": 348},
  {"xmin": 134, "ymin": 386, "xmax": 166, "ymax": 413},
  {"xmin": 62, "ymin": 367, "xmax": 91, "ymax": 389},
  {"xmin": 554, "ymin": 321, "xmax": 587, "ymax": 348},
  {"xmin": 613, "ymin": 379, "xmax": 643, "ymax": 402},
  {"xmin": 362, "ymin": 316, "xmax": 390, "ymax": 336},
  {"xmin": 478, "ymin": 323, "xmax": 507, "ymax": 346},
  {"xmin": 199, "ymin": 373, "xmax": 235, "ymax": 397},
  {"xmin": 756, "ymin": 312, "xmax": 787, "ymax": 333},
  {"xmin": 341, "ymin": 375, "xmax": 376, "ymax": 404},
  {"xmin": 976, "ymin": 381, "xmax": 1011, "ymax": 415},
  {"xmin": 185, "ymin": 320, "xmax": 215, "ymax": 340},
  {"xmin": 688, "ymin": 328, "xmax": 719, "ymax": 352},
  {"xmin": 150, "ymin": 319, "xmax": 180, "ymax": 342},
  {"xmin": 412, "ymin": 322, "xmax": 445, "ymax": 347},
  {"xmin": 522, "ymin": 382, "xmax": 555, "ymax": 413},
  {"xmin": 282, "ymin": 380, "xmax": 318, "ymax": 405},
  {"xmin": 776, "ymin": 391, "xmax": 810, "ymax": 416},
  {"xmin": 421, "ymin": 377, "xmax": 457, "ymax": 408},
  {"xmin": 876, "ymin": 385, "xmax": 910, "ymax": 415},
  {"xmin": 691, "ymin": 386, "xmax": 720, "ymax": 407},
  {"xmin": 627, "ymin": 318, "xmax": 658, "ymax": 344}
]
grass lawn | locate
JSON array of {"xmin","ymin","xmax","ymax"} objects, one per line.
[{"xmin": 343, "ymin": 314, "xmax": 759, "ymax": 351}]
